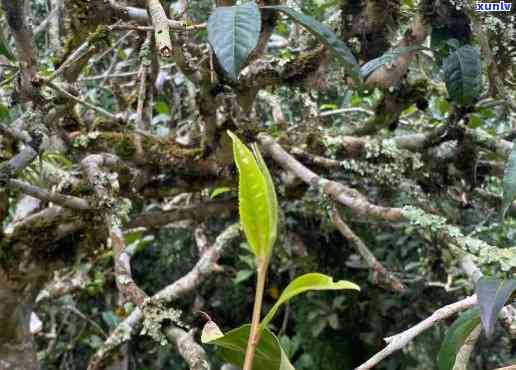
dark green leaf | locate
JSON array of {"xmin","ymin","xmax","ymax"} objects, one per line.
[
  {"xmin": 475, "ymin": 277, "xmax": 516, "ymax": 338},
  {"xmin": 208, "ymin": 2, "xmax": 261, "ymax": 79},
  {"xmin": 437, "ymin": 308, "xmax": 481, "ymax": 370},
  {"xmin": 263, "ymin": 6, "xmax": 360, "ymax": 83},
  {"xmin": 430, "ymin": 27, "xmax": 460, "ymax": 53},
  {"xmin": 442, "ymin": 45, "xmax": 482, "ymax": 106},
  {"xmin": 502, "ymin": 142, "xmax": 516, "ymax": 220},
  {"xmin": 360, "ymin": 45, "xmax": 424, "ymax": 79},
  {"xmin": 430, "ymin": 27, "xmax": 450, "ymax": 51},
  {"xmin": 202, "ymin": 323, "xmax": 294, "ymax": 370}
]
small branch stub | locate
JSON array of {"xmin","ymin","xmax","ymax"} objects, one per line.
[{"xmin": 147, "ymin": 0, "xmax": 173, "ymax": 57}]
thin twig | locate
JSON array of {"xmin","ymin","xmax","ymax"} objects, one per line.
[
  {"xmin": 330, "ymin": 208, "xmax": 406, "ymax": 293},
  {"xmin": 79, "ymin": 63, "xmax": 176, "ymax": 81},
  {"xmin": 44, "ymin": 80, "xmax": 120, "ymax": 121},
  {"xmin": 319, "ymin": 107, "xmax": 374, "ymax": 117},
  {"xmin": 48, "ymin": 41, "xmax": 91, "ymax": 81},
  {"xmin": 355, "ymin": 295, "xmax": 478, "ymax": 370},
  {"xmin": 135, "ymin": 33, "xmax": 151, "ymax": 158},
  {"xmin": 92, "ymin": 30, "xmax": 134, "ymax": 65},
  {"xmin": 7, "ymin": 179, "xmax": 91, "ymax": 210},
  {"xmin": 34, "ymin": 7, "xmax": 59, "ymax": 35},
  {"xmin": 0, "ymin": 70, "xmax": 19, "ymax": 87},
  {"xmin": 135, "ymin": 64, "xmax": 148, "ymax": 158}
]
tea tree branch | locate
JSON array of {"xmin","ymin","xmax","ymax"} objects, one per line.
[{"xmin": 243, "ymin": 258, "xmax": 269, "ymax": 370}]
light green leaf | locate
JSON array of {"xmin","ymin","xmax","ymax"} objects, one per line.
[
  {"xmin": 437, "ymin": 308, "xmax": 481, "ymax": 370},
  {"xmin": 263, "ymin": 6, "xmax": 360, "ymax": 84},
  {"xmin": 442, "ymin": 45, "xmax": 482, "ymax": 106},
  {"xmin": 208, "ymin": 2, "xmax": 261, "ymax": 79},
  {"xmin": 502, "ymin": 142, "xmax": 516, "ymax": 220},
  {"xmin": 260, "ymin": 273, "xmax": 360, "ymax": 329},
  {"xmin": 475, "ymin": 277, "xmax": 516, "ymax": 338},
  {"xmin": 124, "ymin": 229, "xmax": 144, "ymax": 246},
  {"xmin": 234, "ymin": 269, "xmax": 255, "ymax": 284},
  {"xmin": 154, "ymin": 101, "xmax": 170, "ymax": 115},
  {"xmin": 438, "ymin": 98, "xmax": 450, "ymax": 115},
  {"xmin": 228, "ymin": 131, "xmax": 278, "ymax": 259},
  {"xmin": 252, "ymin": 143, "xmax": 278, "ymax": 253},
  {"xmin": 202, "ymin": 324, "xmax": 294, "ymax": 370},
  {"xmin": 210, "ymin": 186, "xmax": 234, "ymax": 199}
]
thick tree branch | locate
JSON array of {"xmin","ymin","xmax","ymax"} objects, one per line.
[
  {"xmin": 6, "ymin": 179, "xmax": 91, "ymax": 210},
  {"xmin": 0, "ymin": 0, "xmax": 38, "ymax": 101},
  {"xmin": 109, "ymin": 218, "xmax": 148, "ymax": 307},
  {"xmin": 259, "ymin": 133, "xmax": 404, "ymax": 221},
  {"xmin": 81, "ymin": 153, "xmax": 147, "ymax": 307},
  {"xmin": 87, "ymin": 223, "xmax": 239, "ymax": 370},
  {"xmin": 363, "ymin": 16, "xmax": 429, "ymax": 89},
  {"xmin": 128, "ymin": 200, "xmax": 236, "ymax": 228},
  {"xmin": 259, "ymin": 133, "xmax": 515, "ymax": 282},
  {"xmin": 0, "ymin": 128, "xmax": 49, "ymax": 185},
  {"xmin": 36, "ymin": 269, "xmax": 91, "ymax": 303},
  {"xmin": 146, "ymin": 0, "xmax": 173, "ymax": 57},
  {"xmin": 165, "ymin": 327, "xmax": 211, "ymax": 370}
]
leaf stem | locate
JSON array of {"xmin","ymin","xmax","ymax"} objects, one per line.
[{"xmin": 243, "ymin": 259, "xmax": 268, "ymax": 370}]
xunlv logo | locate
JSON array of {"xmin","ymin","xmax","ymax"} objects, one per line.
[{"xmin": 475, "ymin": 1, "xmax": 512, "ymax": 11}]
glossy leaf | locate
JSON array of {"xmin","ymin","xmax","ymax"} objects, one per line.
[
  {"xmin": 260, "ymin": 273, "xmax": 360, "ymax": 329},
  {"xmin": 437, "ymin": 308, "xmax": 481, "ymax": 370},
  {"xmin": 252, "ymin": 143, "xmax": 278, "ymax": 253},
  {"xmin": 208, "ymin": 2, "xmax": 261, "ymax": 79},
  {"xmin": 442, "ymin": 45, "xmax": 482, "ymax": 106},
  {"xmin": 228, "ymin": 131, "xmax": 278, "ymax": 259},
  {"xmin": 263, "ymin": 6, "xmax": 360, "ymax": 83},
  {"xmin": 502, "ymin": 142, "xmax": 516, "ymax": 220},
  {"xmin": 475, "ymin": 277, "xmax": 516, "ymax": 338},
  {"xmin": 360, "ymin": 45, "xmax": 425, "ymax": 79},
  {"xmin": 202, "ymin": 323, "xmax": 294, "ymax": 370}
]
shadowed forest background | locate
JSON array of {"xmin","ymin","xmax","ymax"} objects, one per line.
[{"xmin": 0, "ymin": 0, "xmax": 515, "ymax": 369}]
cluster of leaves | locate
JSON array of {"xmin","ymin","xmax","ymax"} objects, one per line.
[{"xmin": 200, "ymin": 133, "xmax": 359, "ymax": 369}]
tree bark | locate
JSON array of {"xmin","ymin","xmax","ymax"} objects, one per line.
[{"xmin": 0, "ymin": 276, "xmax": 40, "ymax": 370}]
